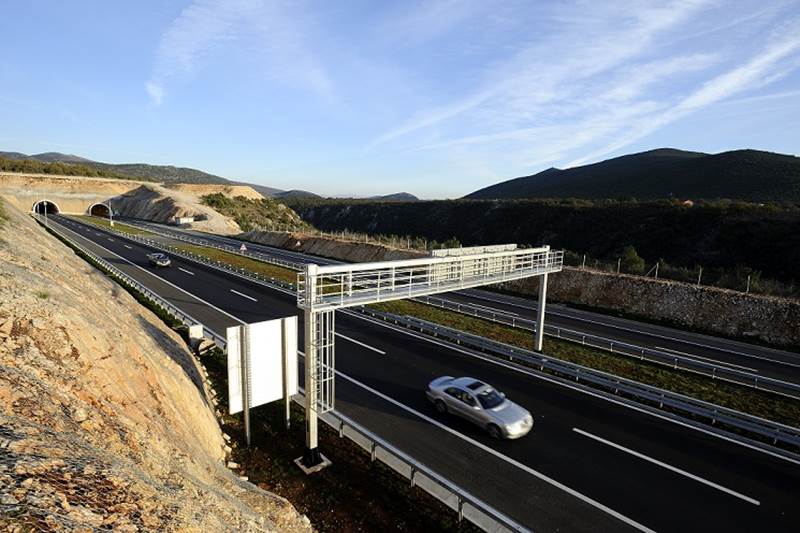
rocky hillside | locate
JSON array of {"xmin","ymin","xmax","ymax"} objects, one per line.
[{"xmin": 0, "ymin": 198, "xmax": 311, "ymax": 531}]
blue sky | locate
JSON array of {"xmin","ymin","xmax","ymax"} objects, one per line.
[{"xmin": 1, "ymin": 1, "xmax": 799, "ymax": 198}]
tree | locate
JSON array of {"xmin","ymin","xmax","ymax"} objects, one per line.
[{"xmin": 620, "ymin": 245, "xmax": 645, "ymax": 274}]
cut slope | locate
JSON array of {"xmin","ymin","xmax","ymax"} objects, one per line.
[
  {"xmin": 467, "ymin": 148, "xmax": 800, "ymax": 201},
  {"xmin": 0, "ymin": 198, "xmax": 311, "ymax": 531}
]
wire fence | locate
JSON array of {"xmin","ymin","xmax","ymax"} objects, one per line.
[{"xmin": 563, "ymin": 250, "xmax": 799, "ymax": 299}]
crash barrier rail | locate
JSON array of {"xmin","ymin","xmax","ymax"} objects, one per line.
[
  {"xmin": 295, "ymin": 392, "xmax": 528, "ymax": 533},
  {"xmin": 413, "ymin": 295, "xmax": 800, "ymax": 400},
  {"xmin": 58, "ymin": 216, "xmax": 800, "ymax": 452},
  {"xmin": 39, "ymin": 217, "xmax": 228, "ymax": 349},
  {"xmin": 112, "ymin": 218, "xmax": 800, "ymax": 399},
  {"xmin": 44, "ymin": 215, "xmax": 525, "ymax": 533},
  {"xmin": 356, "ymin": 307, "xmax": 800, "ymax": 452},
  {"xmin": 82, "ymin": 224, "xmax": 298, "ymax": 294},
  {"xmin": 117, "ymin": 219, "xmax": 303, "ymax": 271}
]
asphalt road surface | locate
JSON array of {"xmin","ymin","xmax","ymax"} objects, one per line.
[{"xmin": 49, "ymin": 215, "xmax": 800, "ymax": 532}]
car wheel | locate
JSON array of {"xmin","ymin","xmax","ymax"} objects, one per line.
[
  {"xmin": 434, "ymin": 400, "xmax": 447, "ymax": 414},
  {"xmin": 487, "ymin": 424, "xmax": 503, "ymax": 439}
]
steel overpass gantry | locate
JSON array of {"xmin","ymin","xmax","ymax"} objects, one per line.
[{"xmin": 296, "ymin": 244, "xmax": 563, "ymax": 468}]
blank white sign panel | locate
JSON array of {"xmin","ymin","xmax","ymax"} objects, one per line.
[{"xmin": 227, "ymin": 316, "xmax": 298, "ymax": 415}]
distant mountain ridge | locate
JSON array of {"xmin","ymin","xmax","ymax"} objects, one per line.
[
  {"xmin": 0, "ymin": 150, "xmax": 415, "ymax": 200},
  {"xmin": 466, "ymin": 148, "xmax": 800, "ymax": 202}
]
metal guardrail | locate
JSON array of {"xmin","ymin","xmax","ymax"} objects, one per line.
[
  {"xmin": 414, "ymin": 295, "xmax": 800, "ymax": 400},
  {"xmin": 40, "ymin": 218, "xmax": 228, "ymax": 349},
  {"xmin": 123, "ymin": 219, "xmax": 800, "ymax": 400},
  {"xmin": 297, "ymin": 393, "xmax": 528, "ymax": 533},
  {"xmin": 45, "ymin": 216, "xmax": 524, "ymax": 533},
  {"xmin": 356, "ymin": 308, "xmax": 800, "ymax": 452},
  {"xmin": 61, "ymin": 216, "xmax": 800, "ymax": 453},
  {"xmin": 119, "ymin": 219, "xmax": 302, "ymax": 271}
]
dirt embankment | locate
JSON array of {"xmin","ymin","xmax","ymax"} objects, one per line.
[
  {"xmin": 110, "ymin": 184, "xmax": 241, "ymax": 234},
  {"xmin": 0, "ymin": 198, "xmax": 311, "ymax": 531},
  {"xmin": 166, "ymin": 183, "xmax": 264, "ymax": 200},
  {"xmin": 241, "ymin": 230, "xmax": 425, "ymax": 263}
]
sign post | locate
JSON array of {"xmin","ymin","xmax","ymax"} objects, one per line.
[{"xmin": 227, "ymin": 316, "xmax": 298, "ymax": 447}]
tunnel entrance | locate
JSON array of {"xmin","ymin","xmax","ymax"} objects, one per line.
[
  {"xmin": 89, "ymin": 203, "xmax": 112, "ymax": 218},
  {"xmin": 32, "ymin": 200, "xmax": 60, "ymax": 215}
]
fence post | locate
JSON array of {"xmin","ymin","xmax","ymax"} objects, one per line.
[
  {"xmin": 581, "ymin": 254, "xmax": 586, "ymax": 269},
  {"xmin": 617, "ymin": 258, "xmax": 621, "ymax": 274},
  {"xmin": 697, "ymin": 267, "xmax": 702, "ymax": 286}
]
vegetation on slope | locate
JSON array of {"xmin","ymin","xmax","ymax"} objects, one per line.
[
  {"xmin": 466, "ymin": 148, "xmax": 800, "ymax": 202},
  {"xmin": 201, "ymin": 193, "xmax": 309, "ymax": 232},
  {"xmin": 288, "ymin": 197, "xmax": 800, "ymax": 290}
]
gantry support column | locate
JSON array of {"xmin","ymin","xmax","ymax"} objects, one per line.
[
  {"xmin": 535, "ymin": 272, "xmax": 548, "ymax": 352},
  {"xmin": 303, "ymin": 264, "xmax": 321, "ymax": 467}
]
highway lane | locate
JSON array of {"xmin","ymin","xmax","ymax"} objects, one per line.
[
  {"xmin": 51, "ymin": 215, "xmax": 800, "ymax": 532},
  {"xmin": 123, "ymin": 218, "xmax": 800, "ymax": 384}
]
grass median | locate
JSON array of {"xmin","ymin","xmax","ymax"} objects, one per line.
[
  {"xmin": 372, "ymin": 299, "xmax": 800, "ymax": 429},
  {"xmin": 124, "ymin": 233, "xmax": 800, "ymax": 429},
  {"xmin": 171, "ymin": 243, "xmax": 298, "ymax": 284},
  {"xmin": 73, "ymin": 215, "xmax": 155, "ymax": 236}
]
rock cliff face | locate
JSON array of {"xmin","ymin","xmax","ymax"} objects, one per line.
[
  {"xmin": 504, "ymin": 267, "xmax": 800, "ymax": 348},
  {"xmin": 0, "ymin": 198, "xmax": 311, "ymax": 531}
]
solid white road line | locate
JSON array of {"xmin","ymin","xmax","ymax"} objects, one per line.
[
  {"xmin": 573, "ymin": 428, "xmax": 760, "ymax": 506},
  {"xmin": 335, "ymin": 332, "xmax": 386, "ymax": 355},
  {"xmin": 178, "ymin": 267, "xmax": 195, "ymax": 276},
  {"xmin": 331, "ymin": 369, "xmax": 656, "ymax": 533},
  {"xmin": 50, "ymin": 220, "xmax": 245, "ymax": 327},
  {"xmin": 655, "ymin": 346, "xmax": 759, "ymax": 373},
  {"xmin": 230, "ymin": 289, "xmax": 257, "ymax": 302},
  {"xmin": 353, "ymin": 312, "xmax": 800, "ymax": 467}
]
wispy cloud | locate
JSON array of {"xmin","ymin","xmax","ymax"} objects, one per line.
[
  {"xmin": 146, "ymin": 0, "xmax": 331, "ymax": 105},
  {"xmin": 369, "ymin": 1, "xmax": 713, "ymax": 148},
  {"xmin": 567, "ymin": 18, "xmax": 800, "ymax": 166},
  {"xmin": 365, "ymin": 0, "xmax": 800, "ymax": 182}
]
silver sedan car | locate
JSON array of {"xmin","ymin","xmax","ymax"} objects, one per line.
[
  {"xmin": 146, "ymin": 253, "xmax": 171, "ymax": 267},
  {"xmin": 426, "ymin": 376, "xmax": 533, "ymax": 439}
]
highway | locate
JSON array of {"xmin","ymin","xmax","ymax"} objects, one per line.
[
  {"xmin": 50, "ymin": 215, "xmax": 800, "ymax": 532},
  {"xmin": 123, "ymin": 218, "xmax": 800, "ymax": 385}
]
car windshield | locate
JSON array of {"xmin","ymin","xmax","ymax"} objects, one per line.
[{"xmin": 477, "ymin": 388, "xmax": 505, "ymax": 409}]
